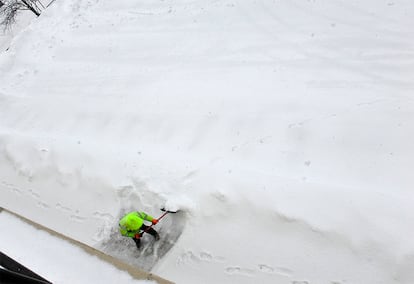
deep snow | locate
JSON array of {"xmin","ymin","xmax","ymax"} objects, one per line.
[{"xmin": 1, "ymin": 0, "xmax": 414, "ymax": 283}]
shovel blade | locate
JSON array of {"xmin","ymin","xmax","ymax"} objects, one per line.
[{"xmin": 161, "ymin": 208, "xmax": 179, "ymax": 213}]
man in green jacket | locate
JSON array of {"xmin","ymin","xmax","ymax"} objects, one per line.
[{"xmin": 119, "ymin": 211, "xmax": 160, "ymax": 249}]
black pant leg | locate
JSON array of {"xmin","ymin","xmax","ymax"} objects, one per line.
[
  {"xmin": 141, "ymin": 224, "xmax": 159, "ymax": 239},
  {"xmin": 132, "ymin": 236, "xmax": 141, "ymax": 249}
]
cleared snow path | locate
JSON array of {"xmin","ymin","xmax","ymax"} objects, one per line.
[
  {"xmin": 0, "ymin": 209, "xmax": 172, "ymax": 284},
  {"xmin": 98, "ymin": 208, "xmax": 186, "ymax": 271}
]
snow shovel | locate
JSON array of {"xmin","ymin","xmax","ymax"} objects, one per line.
[{"xmin": 140, "ymin": 208, "xmax": 178, "ymax": 237}]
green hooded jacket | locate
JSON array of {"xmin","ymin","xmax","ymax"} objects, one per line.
[{"xmin": 119, "ymin": 211, "xmax": 155, "ymax": 238}]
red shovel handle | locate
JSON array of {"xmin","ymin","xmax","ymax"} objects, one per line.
[{"xmin": 140, "ymin": 211, "xmax": 170, "ymax": 236}]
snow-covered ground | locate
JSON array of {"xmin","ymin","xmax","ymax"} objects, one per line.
[
  {"xmin": 0, "ymin": 11, "xmax": 35, "ymax": 52},
  {"xmin": 1, "ymin": 0, "xmax": 414, "ymax": 283},
  {"xmin": 0, "ymin": 210, "xmax": 155, "ymax": 284}
]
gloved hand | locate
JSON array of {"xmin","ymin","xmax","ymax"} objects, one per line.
[
  {"xmin": 134, "ymin": 233, "xmax": 141, "ymax": 239},
  {"xmin": 151, "ymin": 219, "xmax": 158, "ymax": 225}
]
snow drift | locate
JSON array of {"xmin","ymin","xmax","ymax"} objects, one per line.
[{"xmin": 1, "ymin": 0, "xmax": 414, "ymax": 283}]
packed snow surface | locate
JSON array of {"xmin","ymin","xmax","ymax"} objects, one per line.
[
  {"xmin": 1, "ymin": 0, "xmax": 414, "ymax": 283},
  {"xmin": 0, "ymin": 211, "xmax": 155, "ymax": 284}
]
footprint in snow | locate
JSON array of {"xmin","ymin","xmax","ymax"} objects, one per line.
[
  {"xmin": 225, "ymin": 266, "xmax": 254, "ymax": 276},
  {"xmin": 37, "ymin": 201, "xmax": 50, "ymax": 209},
  {"xmin": 258, "ymin": 264, "xmax": 293, "ymax": 277},
  {"xmin": 258, "ymin": 264, "xmax": 275, "ymax": 273},
  {"xmin": 55, "ymin": 203, "xmax": 73, "ymax": 214},
  {"xmin": 199, "ymin": 251, "xmax": 213, "ymax": 261}
]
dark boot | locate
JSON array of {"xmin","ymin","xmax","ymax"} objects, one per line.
[{"xmin": 133, "ymin": 237, "xmax": 141, "ymax": 249}]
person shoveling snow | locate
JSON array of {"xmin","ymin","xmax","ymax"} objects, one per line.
[
  {"xmin": 119, "ymin": 211, "xmax": 160, "ymax": 249},
  {"xmin": 119, "ymin": 209, "xmax": 177, "ymax": 249}
]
